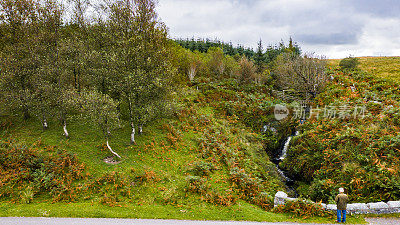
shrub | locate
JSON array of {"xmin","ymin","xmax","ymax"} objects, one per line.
[
  {"xmin": 188, "ymin": 161, "xmax": 217, "ymax": 176},
  {"xmin": 273, "ymin": 199, "xmax": 333, "ymax": 219},
  {"xmin": 134, "ymin": 169, "xmax": 161, "ymax": 184},
  {"xmin": 252, "ymin": 192, "xmax": 274, "ymax": 210},
  {"xmin": 339, "ymin": 57, "xmax": 359, "ymax": 70},
  {"xmin": 185, "ymin": 175, "xmax": 236, "ymax": 206},
  {"xmin": 84, "ymin": 171, "xmax": 133, "ymax": 204},
  {"xmin": 20, "ymin": 186, "xmax": 34, "ymax": 204},
  {"xmin": 238, "ymin": 56, "xmax": 257, "ymax": 84},
  {"xmin": 0, "ymin": 140, "xmax": 86, "ymax": 202},
  {"xmin": 185, "ymin": 175, "xmax": 209, "ymax": 194},
  {"xmin": 229, "ymin": 167, "xmax": 261, "ymax": 198}
]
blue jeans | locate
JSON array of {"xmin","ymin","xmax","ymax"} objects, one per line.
[{"xmin": 337, "ymin": 209, "xmax": 346, "ymax": 222}]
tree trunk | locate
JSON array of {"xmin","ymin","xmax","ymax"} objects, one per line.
[
  {"xmin": 102, "ymin": 117, "xmax": 109, "ymax": 138},
  {"xmin": 127, "ymin": 94, "xmax": 135, "ymax": 144},
  {"xmin": 218, "ymin": 63, "xmax": 225, "ymax": 76},
  {"xmin": 130, "ymin": 123, "xmax": 135, "ymax": 144},
  {"xmin": 106, "ymin": 138, "xmax": 121, "ymax": 159},
  {"xmin": 21, "ymin": 97, "xmax": 30, "ymax": 120},
  {"xmin": 23, "ymin": 106, "xmax": 30, "ymax": 120},
  {"xmin": 76, "ymin": 66, "xmax": 81, "ymax": 93},
  {"xmin": 74, "ymin": 67, "xmax": 78, "ymax": 90},
  {"xmin": 43, "ymin": 118, "xmax": 48, "ymax": 129},
  {"xmin": 138, "ymin": 125, "xmax": 142, "ymax": 134},
  {"xmin": 60, "ymin": 109, "xmax": 69, "ymax": 138},
  {"xmin": 63, "ymin": 120, "xmax": 69, "ymax": 138},
  {"xmin": 42, "ymin": 110, "xmax": 48, "ymax": 129},
  {"xmin": 188, "ymin": 64, "xmax": 196, "ymax": 81}
]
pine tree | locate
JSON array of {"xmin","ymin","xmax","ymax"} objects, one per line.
[{"xmin": 254, "ymin": 39, "xmax": 265, "ymax": 74}]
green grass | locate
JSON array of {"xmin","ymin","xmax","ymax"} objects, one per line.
[
  {"xmin": 0, "ymin": 202, "xmax": 366, "ymax": 224},
  {"xmin": 327, "ymin": 57, "xmax": 400, "ymax": 82},
  {"xmin": 0, "ymin": 87, "xmax": 368, "ymax": 223},
  {"xmin": 363, "ymin": 213, "xmax": 400, "ymax": 218},
  {"xmin": 5, "ymin": 115, "xmax": 194, "ymax": 177},
  {"xmin": 358, "ymin": 57, "xmax": 400, "ymax": 81},
  {"xmin": 0, "ymin": 112, "xmax": 366, "ymax": 223}
]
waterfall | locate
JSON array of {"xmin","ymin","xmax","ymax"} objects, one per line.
[
  {"xmin": 278, "ymin": 131, "xmax": 299, "ymax": 160},
  {"xmin": 279, "ymin": 136, "xmax": 292, "ymax": 160},
  {"xmin": 273, "ymin": 130, "xmax": 301, "ymax": 196}
]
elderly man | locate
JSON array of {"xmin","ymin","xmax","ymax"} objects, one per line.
[{"xmin": 335, "ymin": 188, "xmax": 349, "ymax": 223}]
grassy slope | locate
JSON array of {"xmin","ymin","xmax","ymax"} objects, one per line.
[
  {"xmin": 0, "ymin": 202, "xmax": 367, "ymax": 223},
  {"xmin": 1, "ymin": 85, "xmax": 365, "ymax": 223},
  {"xmin": 2, "ymin": 70, "xmax": 380, "ymax": 224},
  {"xmin": 286, "ymin": 57, "xmax": 400, "ymax": 203},
  {"xmin": 328, "ymin": 57, "xmax": 400, "ymax": 81}
]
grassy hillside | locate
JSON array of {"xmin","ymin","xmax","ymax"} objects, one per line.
[
  {"xmin": 328, "ymin": 57, "xmax": 400, "ymax": 81},
  {"xmin": 358, "ymin": 57, "xmax": 400, "ymax": 81},
  {"xmin": 0, "ymin": 79, "xmax": 369, "ymax": 223},
  {"xmin": 4, "ymin": 56, "xmax": 400, "ymax": 223},
  {"xmin": 284, "ymin": 60, "xmax": 400, "ymax": 203},
  {"xmin": 0, "ymin": 81, "xmax": 306, "ymax": 220}
]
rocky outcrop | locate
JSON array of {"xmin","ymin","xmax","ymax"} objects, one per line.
[{"xmin": 274, "ymin": 191, "xmax": 400, "ymax": 214}]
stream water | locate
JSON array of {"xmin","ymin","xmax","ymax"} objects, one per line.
[
  {"xmin": 274, "ymin": 131, "xmax": 299, "ymax": 196},
  {"xmin": 279, "ymin": 136, "xmax": 292, "ymax": 160}
]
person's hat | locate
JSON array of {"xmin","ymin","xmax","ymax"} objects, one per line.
[{"xmin": 339, "ymin": 188, "xmax": 344, "ymax": 193}]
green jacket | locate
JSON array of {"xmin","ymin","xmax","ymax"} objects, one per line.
[{"xmin": 335, "ymin": 193, "xmax": 349, "ymax": 210}]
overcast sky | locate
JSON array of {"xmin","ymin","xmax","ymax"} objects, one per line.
[{"xmin": 157, "ymin": 0, "xmax": 400, "ymax": 59}]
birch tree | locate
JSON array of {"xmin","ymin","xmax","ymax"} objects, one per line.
[
  {"xmin": 207, "ymin": 47, "xmax": 225, "ymax": 78},
  {"xmin": 31, "ymin": 0, "xmax": 63, "ymax": 129},
  {"xmin": 81, "ymin": 89, "xmax": 122, "ymax": 158},
  {"xmin": 105, "ymin": 0, "xmax": 173, "ymax": 144},
  {"xmin": 0, "ymin": 0, "xmax": 39, "ymax": 120},
  {"xmin": 187, "ymin": 52, "xmax": 202, "ymax": 82},
  {"xmin": 0, "ymin": 0, "xmax": 64, "ymax": 130}
]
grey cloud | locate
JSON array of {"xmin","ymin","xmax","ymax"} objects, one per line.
[
  {"xmin": 296, "ymin": 32, "xmax": 360, "ymax": 45},
  {"xmin": 344, "ymin": 0, "xmax": 400, "ymax": 18},
  {"xmin": 157, "ymin": 0, "xmax": 400, "ymax": 58},
  {"xmin": 252, "ymin": 1, "xmax": 364, "ymax": 46}
]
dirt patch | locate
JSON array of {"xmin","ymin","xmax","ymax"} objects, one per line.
[{"xmin": 103, "ymin": 156, "xmax": 121, "ymax": 165}]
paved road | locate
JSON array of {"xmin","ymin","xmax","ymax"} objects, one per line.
[{"xmin": 1, "ymin": 217, "xmax": 399, "ymax": 225}]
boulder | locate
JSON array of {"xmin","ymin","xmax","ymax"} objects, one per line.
[
  {"xmin": 387, "ymin": 201, "xmax": 400, "ymax": 208},
  {"xmin": 275, "ymin": 191, "xmax": 288, "ymax": 199},
  {"xmin": 367, "ymin": 202, "xmax": 389, "ymax": 209},
  {"xmin": 274, "ymin": 191, "xmax": 288, "ymax": 206}
]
